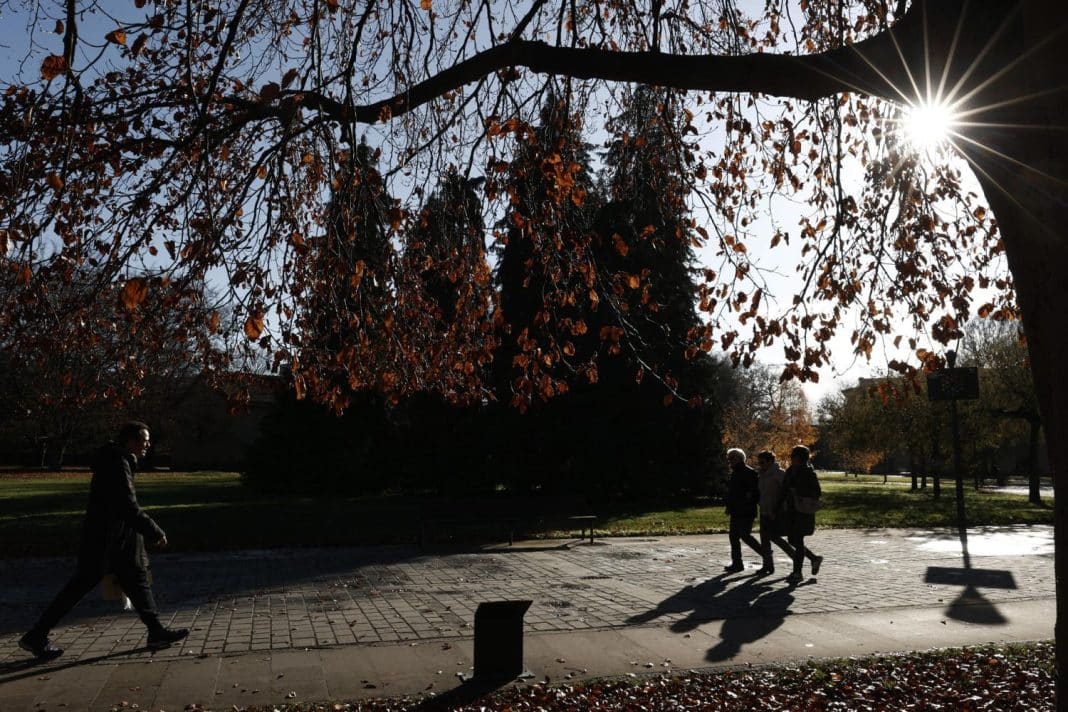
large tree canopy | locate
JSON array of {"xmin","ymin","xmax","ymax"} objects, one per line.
[{"xmin": 2, "ymin": 0, "xmax": 1068, "ymax": 699}]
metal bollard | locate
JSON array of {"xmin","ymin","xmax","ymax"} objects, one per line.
[{"xmin": 472, "ymin": 600, "xmax": 532, "ymax": 681}]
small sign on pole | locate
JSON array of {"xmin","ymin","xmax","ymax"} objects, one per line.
[{"xmin": 927, "ymin": 367, "xmax": 980, "ymax": 401}]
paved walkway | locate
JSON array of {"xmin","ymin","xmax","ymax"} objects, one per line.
[{"xmin": 0, "ymin": 525, "xmax": 1055, "ymax": 710}]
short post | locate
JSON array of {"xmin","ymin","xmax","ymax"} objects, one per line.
[{"xmin": 472, "ymin": 600, "xmax": 532, "ymax": 682}]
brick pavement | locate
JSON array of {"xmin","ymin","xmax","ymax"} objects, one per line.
[{"xmin": 0, "ymin": 525, "xmax": 1053, "ymax": 667}]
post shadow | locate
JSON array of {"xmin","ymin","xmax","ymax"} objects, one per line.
[
  {"xmin": 923, "ymin": 519, "xmax": 1015, "ymax": 626},
  {"xmin": 413, "ymin": 677, "xmax": 506, "ymax": 710}
]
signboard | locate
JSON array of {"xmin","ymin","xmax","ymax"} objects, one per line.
[{"xmin": 927, "ymin": 367, "xmax": 980, "ymax": 401}]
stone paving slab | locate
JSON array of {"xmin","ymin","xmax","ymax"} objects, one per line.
[
  {"xmin": 0, "ymin": 525, "xmax": 1053, "ymax": 667},
  {"xmin": 0, "ymin": 598, "xmax": 1054, "ymax": 712}
]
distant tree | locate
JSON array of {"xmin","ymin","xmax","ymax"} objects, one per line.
[
  {"xmin": 485, "ymin": 93, "xmax": 604, "ymax": 493},
  {"xmin": 960, "ymin": 319, "xmax": 1044, "ymax": 501},
  {"xmin": 723, "ymin": 365, "xmax": 816, "ymax": 461},
  {"xmin": 0, "ymin": 266, "xmax": 219, "ymax": 466},
  {"xmin": 818, "ymin": 386, "xmax": 898, "ymax": 475}
]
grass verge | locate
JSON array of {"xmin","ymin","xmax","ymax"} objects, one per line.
[{"xmin": 0, "ymin": 471, "xmax": 1053, "ymax": 557}]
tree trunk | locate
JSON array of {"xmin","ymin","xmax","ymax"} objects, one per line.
[
  {"xmin": 972, "ymin": 135, "xmax": 1068, "ymax": 712},
  {"xmin": 955, "ymin": 3, "xmax": 1068, "ymax": 701}
]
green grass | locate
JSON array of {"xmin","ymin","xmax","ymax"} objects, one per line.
[{"xmin": 0, "ymin": 470, "xmax": 1053, "ymax": 558}]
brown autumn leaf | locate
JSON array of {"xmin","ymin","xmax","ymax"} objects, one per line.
[
  {"xmin": 420, "ymin": 0, "xmax": 432, "ymax": 9},
  {"xmin": 120, "ymin": 278, "xmax": 148, "ymax": 311},
  {"xmin": 626, "ymin": 274, "xmax": 640, "ymax": 289},
  {"xmin": 244, "ymin": 314, "xmax": 265, "ymax": 340},
  {"xmin": 45, "ymin": 174, "xmax": 64, "ymax": 191},
  {"xmin": 105, "ymin": 29, "xmax": 127, "ymax": 46},
  {"xmin": 40, "ymin": 55, "xmax": 66, "ymax": 81},
  {"xmin": 131, "ymin": 33, "xmax": 148, "ymax": 56},
  {"xmin": 54, "ymin": 20, "xmax": 64, "ymax": 34}
]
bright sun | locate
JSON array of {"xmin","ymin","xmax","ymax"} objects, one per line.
[{"xmin": 903, "ymin": 100, "xmax": 957, "ymax": 152}]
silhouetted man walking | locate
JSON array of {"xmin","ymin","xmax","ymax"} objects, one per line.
[
  {"xmin": 723, "ymin": 448, "xmax": 762, "ymax": 573},
  {"xmin": 19, "ymin": 421, "xmax": 188, "ymax": 660}
]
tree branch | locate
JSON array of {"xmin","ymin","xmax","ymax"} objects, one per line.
[{"xmin": 340, "ymin": 0, "xmax": 957, "ymax": 124}]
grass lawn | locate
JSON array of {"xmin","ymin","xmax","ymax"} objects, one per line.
[{"xmin": 0, "ymin": 470, "xmax": 1053, "ymax": 558}]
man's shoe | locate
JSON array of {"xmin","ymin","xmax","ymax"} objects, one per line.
[
  {"xmin": 723, "ymin": 563, "xmax": 744, "ymax": 573},
  {"xmin": 147, "ymin": 627, "xmax": 189, "ymax": 650},
  {"xmin": 811, "ymin": 555, "xmax": 824, "ymax": 576},
  {"xmin": 756, "ymin": 566, "xmax": 774, "ymax": 576},
  {"xmin": 19, "ymin": 632, "xmax": 63, "ymax": 661},
  {"xmin": 786, "ymin": 571, "xmax": 803, "ymax": 585}
]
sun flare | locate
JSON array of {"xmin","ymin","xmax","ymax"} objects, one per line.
[{"xmin": 902, "ymin": 100, "xmax": 957, "ymax": 152}]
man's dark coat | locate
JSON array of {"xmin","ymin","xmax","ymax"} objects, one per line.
[
  {"xmin": 77, "ymin": 443, "xmax": 164, "ymax": 577},
  {"xmin": 725, "ymin": 463, "xmax": 760, "ymax": 521}
]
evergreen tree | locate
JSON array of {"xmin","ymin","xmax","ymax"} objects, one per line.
[
  {"xmin": 489, "ymin": 95, "xmax": 604, "ymax": 493},
  {"xmin": 492, "ymin": 97, "xmax": 601, "ymax": 407},
  {"xmin": 294, "ymin": 139, "xmax": 396, "ymax": 409},
  {"xmin": 400, "ymin": 170, "xmax": 497, "ymax": 493},
  {"xmin": 586, "ymin": 86, "xmax": 724, "ymax": 494},
  {"xmin": 246, "ymin": 141, "xmax": 398, "ymax": 493}
]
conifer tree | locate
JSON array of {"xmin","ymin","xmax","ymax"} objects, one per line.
[{"xmin": 587, "ymin": 86, "xmax": 724, "ymax": 494}]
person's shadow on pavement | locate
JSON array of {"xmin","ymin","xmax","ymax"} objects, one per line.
[
  {"xmin": 0, "ymin": 647, "xmax": 158, "ymax": 685},
  {"xmin": 625, "ymin": 571, "xmax": 776, "ymax": 631},
  {"xmin": 705, "ymin": 584, "xmax": 796, "ymax": 662}
]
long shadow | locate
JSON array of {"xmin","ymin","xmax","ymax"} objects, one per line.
[
  {"xmin": 705, "ymin": 584, "xmax": 798, "ymax": 662},
  {"xmin": 412, "ymin": 678, "xmax": 505, "ymax": 710},
  {"xmin": 625, "ymin": 571, "xmax": 806, "ymax": 664},
  {"xmin": 0, "ymin": 645, "xmax": 161, "ymax": 685},
  {"xmin": 923, "ymin": 518, "xmax": 1015, "ymax": 625},
  {"xmin": 625, "ymin": 572, "xmax": 778, "ymax": 631}
]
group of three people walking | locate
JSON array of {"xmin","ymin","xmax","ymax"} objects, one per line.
[{"xmin": 724, "ymin": 445, "xmax": 823, "ymax": 584}]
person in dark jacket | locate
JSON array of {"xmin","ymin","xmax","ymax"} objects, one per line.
[
  {"xmin": 19, "ymin": 421, "xmax": 188, "ymax": 660},
  {"xmin": 781, "ymin": 445, "xmax": 824, "ymax": 585},
  {"xmin": 723, "ymin": 448, "xmax": 762, "ymax": 573}
]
